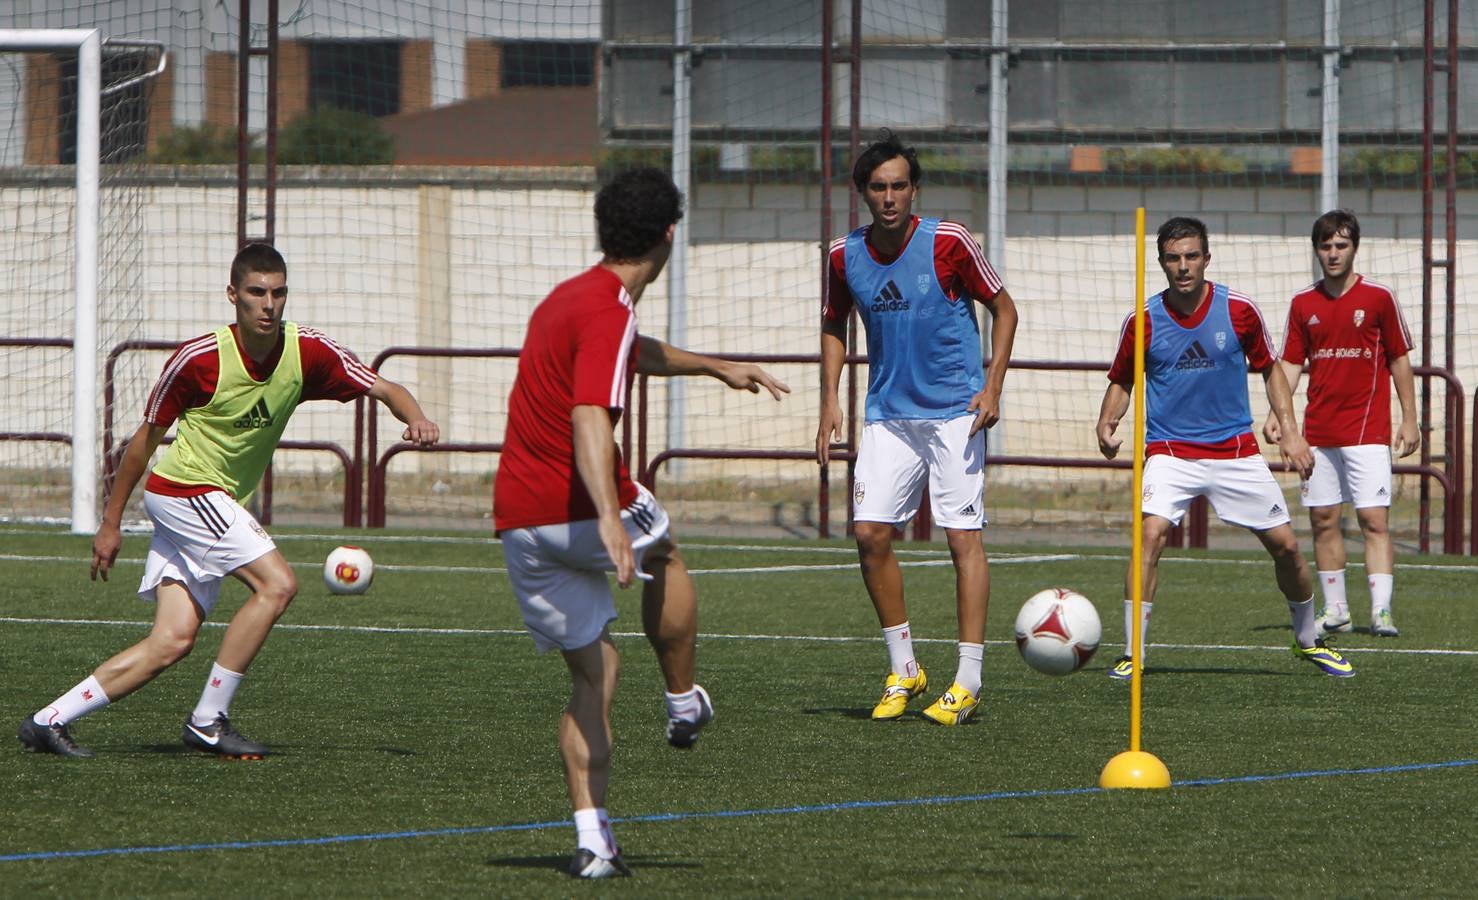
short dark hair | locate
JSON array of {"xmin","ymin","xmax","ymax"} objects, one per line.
[
  {"xmin": 595, "ymin": 167, "xmax": 684, "ymax": 260},
  {"xmin": 1156, "ymin": 216, "xmax": 1209, "ymax": 258},
  {"xmin": 231, "ymin": 242, "xmax": 286, "ymax": 288},
  {"xmin": 851, "ymin": 128, "xmax": 921, "ymax": 192},
  {"xmin": 1312, "ymin": 209, "xmax": 1360, "ymax": 251}
]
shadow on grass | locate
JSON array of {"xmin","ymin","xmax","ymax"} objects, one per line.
[
  {"xmin": 799, "ymin": 707, "xmax": 984, "ymax": 725},
  {"xmin": 486, "ymin": 854, "xmax": 701, "ymax": 872},
  {"xmin": 127, "ymin": 743, "xmax": 419, "ymax": 756},
  {"xmin": 1137, "ymin": 666, "xmax": 1291, "ymax": 677}
]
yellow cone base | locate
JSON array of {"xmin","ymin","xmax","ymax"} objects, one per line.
[{"xmin": 1099, "ymin": 750, "xmax": 1171, "ymax": 789}]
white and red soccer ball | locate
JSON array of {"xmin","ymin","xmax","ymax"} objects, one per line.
[
  {"xmin": 323, "ymin": 545, "xmax": 374, "ymax": 595},
  {"xmin": 1014, "ymin": 587, "xmax": 1101, "ymax": 676}
]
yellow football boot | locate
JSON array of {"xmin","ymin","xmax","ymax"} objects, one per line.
[
  {"xmin": 921, "ymin": 681, "xmax": 979, "ymax": 726},
  {"xmin": 870, "ymin": 667, "xmax": 928, "ymax": 720}
]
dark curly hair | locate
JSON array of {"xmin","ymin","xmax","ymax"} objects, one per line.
[
  {"xmin": 1156, "ymin": 216, "xmax": 1209, "ymax": 258},
  {"xmin": 1312, "ymin": 208, "xmax": 1360, "ymax": 251},
  {"xmin": 851, "ymin": 128, "xmax": 921, "ymax": 192},
  {"xmin": 595, "ymin": 168, "xmax": 684, "ymax": 260},
  {"xmin": 230, "ymin": 241, "xmax": 286, "ymax": 288}
]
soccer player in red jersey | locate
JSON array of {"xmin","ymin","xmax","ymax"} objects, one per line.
[
  {"xmin": 494, "ymin": 168, "xmax": 788, "ymax": 879},
  {"xmin": 1264, "ymin": 210, "xmax": 1418, "ymax": 637},
  {"xmin": 816, "ymin": 131, "xmax": 1018, "ymax": 727},
  {"xmin": 19, "ymin": 243, "xmax": 439, "ymax": 760},
  {"xmin": 1095, "ymin": 217, "xmax": 1354, "ymax": 680}
]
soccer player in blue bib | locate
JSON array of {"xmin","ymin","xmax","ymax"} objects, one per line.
[
  {"xmin": 817, "ymin": 131, "xmax": 1019, "ymax": 726},
  {"xmin": 1095, "ymin": 216, "xmax": 1355, "ymax": 680}
]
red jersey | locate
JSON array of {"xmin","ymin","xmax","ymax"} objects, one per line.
[
  {"xmin": 1107, "ymin": 283, "xmax": 1275, "ymax": 459},
  {"xmin": 821, "ymin": 216, "xmax": 1003, "ymax": 320},
  {"xmin": 1279, "ymin": 276, "xmax": 1412, "ymax": 447},
  {"xmin": 142, "ymin": 324, "xmax": 378, "ymax": 496},
  {"xmin": 494, "ymin": 266, "xmax": 640, "ymax": 532}
]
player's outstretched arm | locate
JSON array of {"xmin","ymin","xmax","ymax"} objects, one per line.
[
  {"xmin": 92, "ymin": 422, "xmax": 168, "ymax": 582},
  {"xmin": 1095, "ymin": 383, "xmax": 1130, "ymax": 460},
  {"xmin": 816, "ymin": 318, "xmax": 848, "ymax": 465},
  {"xmin": 1262, "ymin": 366, "xmax": 1313, "ymax": 478},
  {"xmin": 967, "ymin": 288, "xmax": 1020, "ymax": 435},
  {"xmin": 635, "ymin": 335, "xmax": 790, "ymax": 400},
  {"xmin": 1389, "ymin": 354, "xmax": 1420, "ymax": 458},
  {"xmin": 367, "ymin": 376, "xmax": 441, "ymax": 447},
  {"xmin": 571, "ymin": 404, "xmax": 635, "ymax": 588}
]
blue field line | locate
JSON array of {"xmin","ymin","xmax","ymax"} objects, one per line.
[{"xmin": 4, "ymin": 758, "xmax": 1476, "ymax": 864}]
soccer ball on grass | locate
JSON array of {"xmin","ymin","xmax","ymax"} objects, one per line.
[
  {"xmin": 1014, "ymin": 587, "xmax": 1101, "ymax": 676},
  {"xmin": 323, "ymin": 545, "xmax": 374, "ymax": 595}
]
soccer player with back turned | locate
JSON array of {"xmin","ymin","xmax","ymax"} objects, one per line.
[
  {"xmin": 1264, "ymin": 209, "xmax": 1417, "ymax": 638},
  {"xmin": 19, "ymin": 242, "xmax": 440, "ymax": 759},
  {"xmin": 816, "ymin": 130, "xmax": 1019, "ymax": 726},
  {"xmin": 1095, "ymin": 216, "xmax": 1354, "ymax": 680},
  {"xmin": 494, "ymin": 167, "xmax": 789, "ymax": 879}
]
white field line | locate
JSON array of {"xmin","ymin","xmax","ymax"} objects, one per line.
[
  {"xmin": 1, "ymin": 614, "xmax": 1475, "ymax": 656},
  {"xmin": 6, "ymin": 550, "xmax": 1478, "ymax": 577}
]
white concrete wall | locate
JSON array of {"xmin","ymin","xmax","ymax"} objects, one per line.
[{"xmin": 2, "ymin": 174, "xmax": 1474, "ymax": 503}]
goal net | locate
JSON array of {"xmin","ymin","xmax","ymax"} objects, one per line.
[
  {"xmin": 0, "ymin": 28, "xmax": 164, "ymax": 531},
  {"xmin": 2, "ymin": 1, "xmax": 1469, "ymax": 552}
]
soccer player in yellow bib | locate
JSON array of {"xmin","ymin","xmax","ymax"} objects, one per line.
[{"xmin": 18, "ymin": 243, "xmax": 439, "ymax": 759}]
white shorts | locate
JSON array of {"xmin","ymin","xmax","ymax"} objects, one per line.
[
  {"xmin": 140, "ymin": 491, "xmax": 276, "ymax": 616},
  {"xmin": 1141, "ymin": 455, "xmax": 1293, "ymax": 531},
  {"xmin": 500, "ymin": 484, "xmax": 672, "ymax": 653},
  {"xmin": 1301, "ymin": 445, "xmax": 1393, "ymax": 509},
  {"xmin": 852, "ymin": 415, "xmax": 986, "ymax": 530}
]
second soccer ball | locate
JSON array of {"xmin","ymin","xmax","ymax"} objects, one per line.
[
  {"xmin": 323, "ymin": 545, "xmax": 374, "ymax": 595},
  {"xmin": 1014, "ymin": 587, "xmax": 1101, "ymax": 676}
]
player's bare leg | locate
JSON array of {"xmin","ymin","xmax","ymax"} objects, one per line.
[
  {"xmin": 855, "ymin": 521, "xmax": 927, "ymax": 718},
  {"xmin": 943, "ymin": 528, "xmax": 988, "ymax": 644},
  {"xmin": 217, "ymin": 549, "xmax": 298, "ymax": 673},
  {"xmin": 639, "ymin": 537, "xmax": 696, "ymax": 693},
  {"xmin": 640, "ymin": 536, "xmax": 713, "ymax": 747},
  {"xmin": 1356, "ymin": 505, "xmax": 1398, "ymax": 635},
  {"xmin": 559, "ymin": 634, "xmax": 629, "ymax": 875},
  {"xmin": 922, "ymin": 528, "xmax": 990, "ymax": 724},
  {"xmin": 1260, "ymin": 522, "xmax": 1357, "ymax": 675},
  {"xmin": 560, "ymin": 635, "xmax": 620, "ymax": 811},
  {"xmin": 854, "ymin": 521, "xmax": 907, "ymax": 627},
  {"xmin": 172, "ymin": 550, "xmax": 295, "ymax": 758},
  {"xmin": 1307, "ymin": 504, "xmax": 1352, "ymax": 632},
  {"xmin": 92, "ymin": 580, "xmax": 205, "ymax": 700},
  {"xmin": 1110, "ymin": 515, "xmax": 1171, "ymax": 678}
]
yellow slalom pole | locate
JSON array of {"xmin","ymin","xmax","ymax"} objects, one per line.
[{"xmin": 1101, "ymin": 207, "xmax": 1170, "ymax": 789}]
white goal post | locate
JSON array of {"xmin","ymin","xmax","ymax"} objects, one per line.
[{"xmin": 0, "ymin": 28, "xmax": 164, "ymax": 534}]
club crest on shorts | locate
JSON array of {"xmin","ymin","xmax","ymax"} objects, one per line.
[
  {"xmin": 1353, "ymin": 309, "xmax": 1365, "ymax": 327},
  {"xmin": 854, "ymin": 481, "xmax": 866, "ymax": 506},
  {"xmin": 1142, "ymin": 484, "xmax": 1155, "ymax": 503}
]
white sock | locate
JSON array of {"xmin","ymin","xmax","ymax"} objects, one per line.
[
  {"xmin": 882, "ymin": 621, "xmax": 918, "ymax": 679},
  {"xmin": 574, "ymin": 807, "xmax": 616, "ymax": 859},
  {"xmin": 1289, "ymin": 596, "xmax": 1318, "ymax": 648},
  {"xmin": 34, "ymin": 675, "xmax": 110, "ymax": 727},
  {"xmin": 664, "ymin": 686, "xmax": 702, "ymax": 722},
  {"xmin": 1368, "ymin": 573, "xmax": 1394, "ymax": 614},
  {"xmin": 1121, "ymin": 601, "xmax": 1152, "ymax": 664},
  {"xmin": 953, "ymin": 642, "xmax": 984, "ymax": 696},
  {"xmin": 191, "ymin": 662, "xmax": 245, "ymax": 727},
  {"xmin": 1318, "ymin": 569, "xmax": 1348, "ymax": 617}
]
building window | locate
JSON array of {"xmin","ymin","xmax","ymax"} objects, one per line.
[
  {"xmin": 57, "ymin": 49, "xmax": 153, "ymax": 164},
  {"xmin": 308, "ymin": 41, "xmax": 401, "ymax": 116},
  {"xmin": 502, "ymin": 41, "xmax": 596, "ymax": 88}
]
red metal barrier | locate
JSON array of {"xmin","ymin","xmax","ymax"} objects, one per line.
[{"xmin": 365, "ymin": 347, "xmax": 520, "ymax": 528}]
